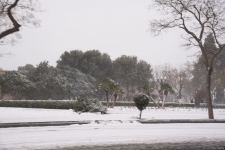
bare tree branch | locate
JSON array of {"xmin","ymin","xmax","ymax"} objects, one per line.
[{"xmin": 0, "ymin": 0, "xmax": 21, "ymax": 40}]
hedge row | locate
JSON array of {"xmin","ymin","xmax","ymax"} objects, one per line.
[
  {"xmin": 0, "ymin": 100, "xmax": 75, "ymax": 109},
  {"xmin": 0, "ymin": 100, "xmax": 224, "ymax": 109},
  {"xmin": 102, "ymin": 102, "xmax": 225, "ymax": 108},
  {"xmin": 101, "ymin": 101, "xmax": 195, "ymax": 107}
]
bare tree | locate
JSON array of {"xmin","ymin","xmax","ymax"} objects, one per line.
[
  {"xmin": 0, "ymin": 0, "xmax": 20, "ymax": 39},
  {"xmin": 154, "ymin": 65, "xmax": 186, "ymax": 100},
  {"xmin": 152, "ymin": 0, "xmax": 225, "ymax": 119},
  {"xmin": 0, "ymin": 0, "xmax": 38, "ymax": 41},
  {"xmin": 174, "ymin": 69, "xmax": 188, "ymax": 99}
]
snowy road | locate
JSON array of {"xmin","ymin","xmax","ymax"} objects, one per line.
[{"xmin": 1, "ymin": 123, "xmax": 225, "ymax": 150}]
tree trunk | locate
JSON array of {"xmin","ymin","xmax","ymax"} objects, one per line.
[
  {"xmin": 113, "ymin": 93, "xmax": 118, "ymax": 107},
  {"xmin": 206, "ymin": 68, "xmax": 214, "ymax": 119},
  {"xmin": 178, "ymin": 77, "xmax": 183, "ymax": 99},
  {"xmin": 105, "ymin": 91, "xmax": 109, "ymax": 108},
  {"xmin": 0, "ymin": 86, "xmax": 2, "ymax": 100},
  {"xmin": 139, "ymin": 110, "xmax": 142, "ymax": 119},
  {"xmin": 178, "ymin": 86, "xmax": 182, "ymax": 99},
  {"xmin": 126, "ymin": 85, "xmax": 130, "ymax": 101},
  {"xmin": 161, "ymin": 92, "xmax": 166, "ymax": 108}
]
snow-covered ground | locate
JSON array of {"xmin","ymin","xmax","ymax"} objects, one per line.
[
  {"xmin": 1, "ymin": 107, "xmax": 225, "ymax": 123},
  {"xmin": 0, "ymin": 107, "xmax": 225, "ymax": 150}
]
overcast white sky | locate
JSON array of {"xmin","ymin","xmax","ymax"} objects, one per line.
[{"xmin": 0, "ymin": 0, "xmax": 197, "ymax": 70}]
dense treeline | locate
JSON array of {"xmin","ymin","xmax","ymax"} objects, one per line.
[
  {"xmin": 0, "ymin": 50, "xmax": 153, "ymax": 100},
  {"xmin": 0, "ymin": 43, "xmax": 224, "ymax": 104},
  {"xmin": 0, "ymin": 61, "xmax": 96, "ymax": 100}
]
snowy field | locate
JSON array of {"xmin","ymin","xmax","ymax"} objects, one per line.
[
  {"xmin": 0, "ymin": 107, "xmax": 225, "ymax": 150},
  {"xmin": 1, "ymin": 107, "xmax": 225, "ymax": 123}
]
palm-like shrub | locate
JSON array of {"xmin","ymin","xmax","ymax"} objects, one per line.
[
  {"xmin": 159, "ymin": 81, "xmax": 175, "ymax": 107},
  {"xmin": 133, "ymin": 94, "xmax": 149, "ymax": 119},
  {"xmin": 98, "ymin": 78, "xmax": 122, "ymax": 107}
]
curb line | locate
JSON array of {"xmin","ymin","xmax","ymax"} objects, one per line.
[
  {"xmin": 0, "ymin": 121, "xmax": 90, "ymax": 128},
  {"xmin": 139, "ymin": 119, "xmax": 225, "ymax": 124},
  {"xmin": 1, "ymin": 119, "xmax": 225, "ymax": 128}
]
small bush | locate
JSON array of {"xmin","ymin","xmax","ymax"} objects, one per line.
[
  {"xmin": 73, "ymin": 98, "xmax": 107, "ymax": 114},
  {"xmin": 133, "ymin": 94, "xmax": 149, "ymax": 119}
]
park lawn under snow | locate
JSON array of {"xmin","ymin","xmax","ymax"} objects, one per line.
[
  {"xmin": 1, "ymin": 107, "xmax": 225, "ymax": 123},
  {"xmin": 1, "ymin": 107, "xmax": 225, "ymax": 150}
]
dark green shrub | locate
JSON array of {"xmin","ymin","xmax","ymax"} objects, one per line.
[
  {"xmin": 133, "ymin": 94, "xmax": 149, "ymax": 119},
  {"xmin": 0, "ymin": 100, "xmax": 75, "ymax": 109},
  {"xmin": 73, "ymin": 98, "xmax": 107, "ymax": 114}
]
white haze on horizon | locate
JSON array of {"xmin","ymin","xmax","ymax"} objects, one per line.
[{"xmin": 0, "ymin": 0, "xmax": 197, "ymax": 70}]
